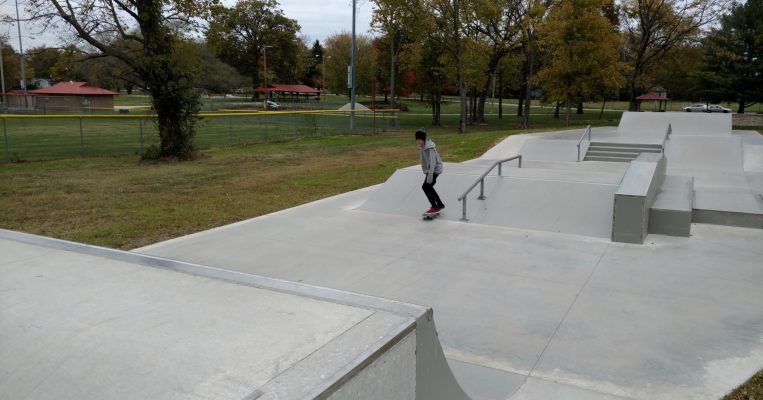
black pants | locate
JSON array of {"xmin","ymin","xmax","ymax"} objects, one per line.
[{"xmin": 422, "ymin": 173, "xmax": 444, "ymax": 208}]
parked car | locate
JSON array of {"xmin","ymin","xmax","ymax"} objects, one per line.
[
  {"xmin": 683, "ymin": 104, "xmax": 707, "ymax": 112},
  {"xmin": 707, "ymin": 104, "xmax": 732, "ymax": 113},
  {"xmin": 266, "ymin": 100, "xmax": 282, "ymax": 110}
]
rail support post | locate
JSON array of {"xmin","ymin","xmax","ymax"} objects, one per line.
[
  {"xmin": 461, "ymin": 198, "xmax": 468, "ymax": 221},
  {"xmin": 478, "ymin": 179, "xmax": 486, "ymax": 200}
]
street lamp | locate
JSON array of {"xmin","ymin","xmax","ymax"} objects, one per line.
[{"xmin": 262, "ymin": 45, "xmax": 272, "ymax": 110}]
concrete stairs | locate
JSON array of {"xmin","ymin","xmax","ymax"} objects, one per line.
[{"xmin": 584, "ymin": 142, "xmax": 663, "ymax": 162}]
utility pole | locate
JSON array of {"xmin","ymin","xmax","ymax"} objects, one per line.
[
  {"xmin": 262, "ymin": 45, "xmax": 272, "ymax": 110},
  {"xmin": 0, "ymin": 36, "xmax": 6, "ymax": 99},
  {"xmin": 350, "ymin": 0, "xmax": 356, "ymax": 130},
  {"xmin": 14, "ymin": 0, "xmax": 27, "ymax": 109}
]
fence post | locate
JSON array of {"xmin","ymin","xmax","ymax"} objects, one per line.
[
  {"xmin": 228, "ymin": 117, "xmax": 232, "ymax": 146},
  {"xmin": 79, "ymin": 117, "xmax": 84, "ymax": 157},
  {"xmin": 3, "ymin": 118, "xmax": 9, "ymax": 162},
  {"xmin": 139, "ymin": 118, "xmax": 144, "ymax": 153}
]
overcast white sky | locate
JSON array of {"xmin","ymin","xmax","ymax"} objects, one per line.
[{"xmin": 0, "ymin": 0, "xmax": 376, "ymax": 51}]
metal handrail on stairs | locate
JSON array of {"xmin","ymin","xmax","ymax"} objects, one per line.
[
  {"xmin": 661, "ymin": 123, "xmax": 672, "ymax": 153},
  {"xmin": 576, "ymin": 125, "xmax": 592, "ymax": 162},
  {"xmin": 457, "ymin": 155, "xmax": 522, "ymax": 221}
]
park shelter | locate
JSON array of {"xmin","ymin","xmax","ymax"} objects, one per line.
[
  {"xmin": 635, "ymin": 92, "xmax": 669, "ymax": 112},
  {"xmin": 1, "ymin": 82, "xmax": 117, "ymax": 113},
  {"xmin": 255, "ymin": 84, "xmax": 321, "ymax": 102}
]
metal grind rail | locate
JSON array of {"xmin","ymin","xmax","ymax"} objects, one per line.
[
  {"xmin": 457, "ymin": 155, "xmax": 522, "ymax": 221},
  {"xmin": 577, "ymin": 124, "xmax": 592, "ymax": 162},
  {"xmin": 661, "ymin": 123, "xmax": 672, "ymax": 153}
]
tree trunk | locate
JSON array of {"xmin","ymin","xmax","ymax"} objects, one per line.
[
  {"xmin": 628, "ymin": 72, "xmax": 639, "ymax": 111},
  {"xmin": 390, "ymin": 36, "xmax": 396, "ymax": 108},
  {"xmin": 599, "ymin": 100, "xmax": 606, "ymax": 120},
  {"xmin": 738, "ymin": 96, "xmax": 745, "ymax": 114},
  {"xmin": 565, "ymin": 96, "xmax": 571, "ymax": 127},
  {"xmin": 517, "ymin": 63, "xmax": 527, "ymax": 117},
  {"xmin": 522, "ymin": 57, "xmax": 533, "ymax": 128},
  {"xmin": 577, "ymin": 101, "xmax": 583, "ymax": 114},
  {"xmin": 140, "ymin": 7, "xmax": 199, "ymax": 159},
  {"xmin": 554, "ymin": 101, "xmax": 561, "ymax": 119},
  {"xmin": 498, "ymin": 72, "xmax": 503, "ymax": 119}
]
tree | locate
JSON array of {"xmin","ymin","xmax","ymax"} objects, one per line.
[
  {"xmin": 196, "ymin": 44, "xmax": 250, "ymax": 94},
  {"xmin": 469, "ymin": 0, "xmax": 523, "ymax": 123},
  {"xmin": 519, "ymin": 0, "xmax": 547, "ymax": 128},
  {"xmin": 27, "ymin": 46, "xmax": 63, "ymax": 81},
  {"xmin": 302, "ymin": 40, "xmax": 323, "ymax": 87},
  {"xmin": 0, "ymin": 39, "xmax": 21, "ymax": 92},
  {"xmin": 206, "ymin": 0, "xmax": 302, "ymax": 91},
  {"xmin": 696, "ymin": 0, "xmax": 763, "ymax": 113},
  {"xmin": 537, "ymin": 0, "xmax": 625, "ymax": 125},
  {"xmin": 323, "ymin": 32, "xmax": 376, "ymax": 97},
  {"xmin": 621, "ymin": 0, "xmax": 723, "ymax": 110},
  {"xmin": 27, "ymin": 0, "xmax": 214, "ymax": 159}
]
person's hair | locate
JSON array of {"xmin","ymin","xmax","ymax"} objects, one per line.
[{"xmin": 415, "ymin": 128, "xmax": 427, "ymax": 141}]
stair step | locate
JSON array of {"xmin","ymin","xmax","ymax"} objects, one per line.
[
  {"xmin": 587, "ymin": 146, "xmax": 662, "ymax": 153},
  {"xmin": 590, "ymin": 142, "xmax": 663, "ymax": 150},
  {"xmin": 586, "ymin": 150, "xmax": 640, "ymax": 157},
  {"xmin": 584, "ymin": 155, "xmax": 633, "ymax": 162}
]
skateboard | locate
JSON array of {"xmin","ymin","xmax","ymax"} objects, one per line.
[{"xmin": 422, "ymin": 211, "xmax": 441, "ymax": 221}]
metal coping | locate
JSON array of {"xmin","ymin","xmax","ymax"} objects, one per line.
[{"xmin": 0, "ymin": 228, "xmax": 428, "ymax": 319}]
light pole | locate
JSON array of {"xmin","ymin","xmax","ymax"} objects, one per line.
[
  {"xmin": 0, "ymin": 36, "xmax": 6, "ymax": 96},
  {"xmin": 262, "ymin": 45, "xmax": 272, "ymax": 109},
  {"xmin": 14, "ymin": 0, "xmax": 27, "ymax": 109},
  {"xmin": 350, "ymin": 0, "xmax": 356, "ymax": 130}
]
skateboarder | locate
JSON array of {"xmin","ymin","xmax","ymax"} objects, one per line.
[{"xmin": 415, "ymin": 128, "xmax": 444, "ymax": 216}]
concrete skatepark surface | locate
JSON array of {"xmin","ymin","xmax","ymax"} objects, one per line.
[
  {"xmin": 0, "ymin": 231, "xmax": 468, "ymax": 400},
  {"xmin": 134, "ymin": 113, "xmax": 763, "ymax": 400},
  {"xmin": 3, "ymin": 112, "xmax": 762, "ymax": 399}
]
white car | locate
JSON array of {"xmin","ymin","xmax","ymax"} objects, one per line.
[
  {"xmin": 707, "ymin": 104, "xmax": 732, "ymax": 113},
  {"xmin": 683, "ymin": 104, "xmax": 707, "ymax": 112}
]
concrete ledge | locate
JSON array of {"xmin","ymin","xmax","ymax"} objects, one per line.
[
  {"xmin": 733, "ymin": 113, "xmax": 763, "ymax": 127},
  {"xmin": 611, "ymin": 153, "xmax": 666, "ymax": 243}
]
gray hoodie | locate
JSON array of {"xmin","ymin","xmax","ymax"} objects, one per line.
[{"xmin": 419, "ymin": 138, "xmax": 443, "ymax": 184}]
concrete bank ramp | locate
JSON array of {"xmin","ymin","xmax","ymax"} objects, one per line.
[
  {"xmin": 359, "ymin": 163, "xmax": 623, "ymax": 239},
  {"xmin": 665, "ymin": 136, "xmax": 743, "ymax": 172},
  {"xmin": 0, "ymin": 229, "xmax": 470, "ymax": 400},
  {"xmin": 618, "ymin": 111, "xmax": 732, "ymax": 138}
]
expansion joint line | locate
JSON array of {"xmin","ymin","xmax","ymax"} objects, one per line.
[{"xmin": 521, "ymin": 244, "xmax": 611, "ymax": 386}]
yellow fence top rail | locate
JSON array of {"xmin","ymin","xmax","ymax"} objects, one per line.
[{"xmin": 0, "ymin": 109, "xmax": 400, "ymax": 119}]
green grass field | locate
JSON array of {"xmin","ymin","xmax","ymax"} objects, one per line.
[
  {"xmin": 0, "ymin": 130, "xmax": 514, "ymax": 249},
  {"xmin": 2, "ymin": 94, "xmax": 621, "ymax": 162}
]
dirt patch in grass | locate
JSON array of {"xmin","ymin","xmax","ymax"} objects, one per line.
[{"xmin": 0, "ymin": 131, "xmax": 511, "ymax": 249}]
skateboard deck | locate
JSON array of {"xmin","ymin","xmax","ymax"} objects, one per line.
[{"xmin": 422, "ymin": 212, "xmax": 441, "ymax": 220}]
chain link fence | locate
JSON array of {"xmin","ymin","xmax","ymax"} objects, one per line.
[{"xmin": 0, "ymin": 110, "xmax": 399, "ymax": 162}]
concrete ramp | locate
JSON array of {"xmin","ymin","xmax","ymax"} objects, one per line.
[
  {"xmin": 665, "ymin": 136, "xmax": 743, "ymax": 172},
  {"xmin": 618, "ymin": 111, "xmax": 732, "ymax": 138},
  {"xmin": 518, "ymin": 138, "xmax": 579, "ymax": 162},
  {"xmin": 743, "ymin": 144, "xmax": 763, "ymax": 172},
  {"xmin": 360, "ymin": 166, "xmax": 619, "ymax": 239},
  {"xmin": 0, "ymin": 230, "xmax": 470, "ymax": 400}
]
